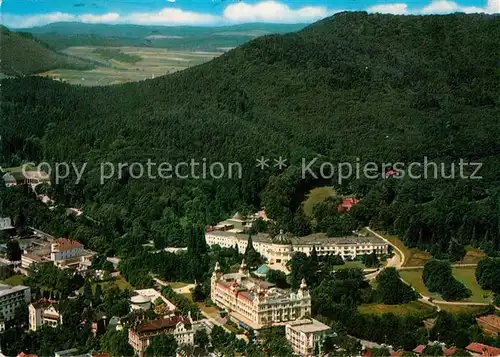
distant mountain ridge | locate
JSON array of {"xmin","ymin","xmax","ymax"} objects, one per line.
[{"xmin": 18, "ymin": 22, "xmax": 307, "ymax": 51}]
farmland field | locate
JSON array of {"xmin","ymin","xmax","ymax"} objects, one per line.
[{"xmin": 39, "ymin": 46, "xmax": 221, "ymax": 86}]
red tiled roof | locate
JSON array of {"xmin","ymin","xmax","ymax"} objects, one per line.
[
  {"xmin": 413, "ymin": 345, "xmax": 427, "ymax": 354},
  {"xmin": 391, "ymin": 350, "xmax": 405, "ymax": 357},
  {"xmin": 135, "ymin": 316, "xmax": 191, "ymax": 334},
  {"xmin": 54, "ymin": 238, "xmax": 83, "ymax": 251},
  {"xmin": 362, "ymin": 349, "xmax": 373, "ymax": 357},
  {"xmin": 338, "ymin": 198, "xmax": 360, "ymax": 212},
  {"xmin": 466, "ymin": 343, "xmax": 500, "ymax": 356},
  {"xmin": 443, "ymin": 347, "xmax": 457, "ymax": 356},
  {"xmin": 17, "ymin": 353, "xmax": 38, "ymax": 357}
]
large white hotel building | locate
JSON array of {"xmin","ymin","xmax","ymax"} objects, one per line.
[
  {"xmin": 211, "ymin": 260, "xmax": 312, "ymax": 329},
  {"xmin": 206, "ymin": 230, "xmax": 388, "ymax": 264}
]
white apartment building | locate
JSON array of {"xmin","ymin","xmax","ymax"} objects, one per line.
[
  {"xmin": 285, "ymin": 319, "xmax": 333, "ymax": 357},
  {"xmin": 211, "ymin": 260, "xmax": 311, "ymax": 329},
  {"xmin": 51, "ymin": 238, "xmax": 84, "ymax": 262},
  {"xmin": 0, "ymin": 283, "xmax": 31, "ymax": 321},
  {"xmin": 206, "ymin": 230, "xmax": 388, "ymax": 264},
  {"xmin": 128, "ymin": 315, "xmax": 195, "ymax": 357},
  {"xmin": 29, "ymin": 300, "xmax": 62, "ymax": 331}
]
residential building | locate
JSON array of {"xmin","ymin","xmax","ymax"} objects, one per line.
[
  {"xmin": 51, "ymin": 238, "xmax": 84, "ymax": 262},
  {"xmin": 128, "ymin": 315, "xmax": 195, "ymax": 356},
  {"xmin": 205, "ymin": 230, "xmax": 388, "ymax": 264},
  {"xmin": 211, "ymin": 260, "xmax": 311, "ymax": 329},
  {"xmin": 2, "ymin": 169, "xmax": 50, "ymax": 189},
  {"xmin": 476, "ymin": 314, "xmax": 500, "ymax": 337},
  {"xmin": 29, "ymin": 300, "xmax": 63, "ymax": 331},
  {"xmin": 0, "ymin": 217, "xmax": 13, "ymax": 231},
  {"xmin": 132, "ymin": 289, "xmax": 177, "ymax": 315},
  {"xmin": 0, "ymin": 283, "xmax": 31, "ymax": 321},
  {"xmin": 50, "ymin": 238, "xmax": 95, "ymax": 271},
  {"xmin": 466, "ymin": 342, "xmax": 500, "ymax": 357},
  {"xmin": 285, "ymin": 318, "xmax": 333, "ymax": 356},
  {"xmin": 22, "ymin": 253, "xmax": 50, "ymax": 270}
]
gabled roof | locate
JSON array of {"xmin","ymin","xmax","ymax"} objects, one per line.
[
  {"xmin": 53, "ymin": 238, "xmax": 83, "ymax": 251},
  {"xmin": 135, "ymin": 316, "xmax": 192, "ymax": 334},
  {"xmin": 466, "ymin": 342, "xmax": 500, "ymax": 356}
]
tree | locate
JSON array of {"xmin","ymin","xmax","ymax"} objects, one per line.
[
  {"xmin": 376, "ymin": 267, "xmax": 417, "ymax": 304},
  {"xmin": 194, "ymin": 329, "xmax": 209, "ymax": 350},
  {"xmin": 100, "ymin": 329, "xmax": 134, "ymax": 357},
  {"xmin": 266, "ymin": 269, "xmax": 289, "ymax": 289},
  {"xmin": 94, "ymin": 283, "xmax": 102, "ymax": 304},
  {"xmin": 6, "ymin": 240, "xmax": 22, "ymax": 261},
  {"xmin": 244, "ymin": 235, "xmax": 263, "ymax": 269},
  {"xmin": 146, "ymin": 334, "xmax": 178, "ymax": 357}
]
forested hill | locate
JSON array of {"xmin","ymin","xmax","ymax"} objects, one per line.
[
  {"xmin": 0, "ymin": 26, "xmax": 95, "ymax": 75},
  {"xmin": 1, "ymin": 12, "xmax": 500, "ymax": 255}
]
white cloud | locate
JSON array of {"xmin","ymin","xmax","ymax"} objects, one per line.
[
  {"xmin": 0, "ymin": 0, "xmax": 497, "ymax": 29},
  {"xmin": 367, "ymin": 3, "xmax": 408, "ymax": 14},
  {"xmin": 223, "ymin": 1, "xmax": 333, "ymax": 23},
  {"xmin": 79, "ymin": 13, "xmax": 120, "ymax": 23},
  {"xmin": 122, "ymin": 8, "xmax": 219, "ymax": 25},
  {"xmin": 422, "ymin": 0, "xmax": 459, "ymax": 13},
  {"xmin": 367, "ymin": 0, "xmax": 498, "ymax": 14}
]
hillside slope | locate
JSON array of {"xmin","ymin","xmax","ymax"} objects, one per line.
[
  {"xmin": 1, "ymin": 12, "xmax": 499, "ymax": 253},
  {"xmin": 0, "ymin": 26, "xmax": 95, "ymax": 75}
]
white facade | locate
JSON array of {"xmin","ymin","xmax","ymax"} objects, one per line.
[
  {"xmin": 206, "ymin": 231, "xmax": 389, "ymax": 264},
  {"xmin": 0, "ymin": 217, "xmax": 13, "ymax": 231},
  {"xmin": 211, "ymin": 261, "xmax": 311, "ymax": 329},
  {"xmin": 128, "ymin": 316, "xmax": 195, "ymax": 357},
  {"xmin": 51, "ymin": 239, "xmax": 84, "ymax": 262},
  {"xmin": 0, "ymin": 284, "xmax": 31, "ymax": 321},
  {"xmin": 285, "ymin": 319, "xmax": 333, "ymax": 357},
  {"xmin": 29, "ymin": 301, "xmax": 62, "ymax": 331}
]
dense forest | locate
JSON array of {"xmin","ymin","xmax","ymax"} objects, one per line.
[{"xmin": 1, "ymin": 12, "xmax": 500, "ymax": 258}]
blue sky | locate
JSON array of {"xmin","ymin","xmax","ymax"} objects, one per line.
[{"xmin": 1, "ymin": 0, "xmax": 497, "ymax": 28}]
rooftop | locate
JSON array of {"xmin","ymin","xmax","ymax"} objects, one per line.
[
  {"xmin": 134, "ymin": 316, "xmax": 192, "ymax": 334},
  {"xmin": 207, "ymin": 230, "xmax": 387, "ymax": 246},
  {"xmin": 286, "ymin": 319, "xmax": 331, "ymax": 333},
  {"xmin": 53, "ymin": 238, "xmax": 83, "ymax": 251},
  {"xmin": 466, "ymin": 342, "xmax": 500, "ymax": 356},
  {"xmin": 0, "ymin": 283, "xmax": 29, "ymax": 298}
]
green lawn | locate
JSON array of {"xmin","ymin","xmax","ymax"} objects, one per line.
[
  {"xmin": 452, "ymin": 267, "xmax": 492, "ymax": 303},
  {"xmin": 333, "ymin": 260, "xmax": 366, "ymax": 270},
  {"xmin": 399, "ymin": 269, "xmax": 441, "ymax": 299},
  {"xmin": 1, "ymin": 274, "xmax": 25, "ymax": 286},
  {"xmin": 169, "ymin": 282, "xmax": 190, "ymax": 289},
  {"xmin": 399, "ymin": 267, "xmax": 492, "ymax": 303},
  {"xmin": 78, "ymin": 277, "xmax": 133, "ymax": 294},
  {"xmin": 358, "ymin": 301, "xmax": 435, "ymax": 316},
  {"xmin": 302, "ymin": 186, "xmax": 336, "ymax": 217}
]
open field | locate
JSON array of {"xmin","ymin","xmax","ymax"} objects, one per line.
[
  {"xmin": 459, "ymin": 246, "xmax": 487, "ymax": 264},
  {"xmin": 358, "ymin": 301, "xmax": 435, "ymax": 316},
  {"xmin": 334, "ymin": 260, "xmax": 366, "ymax": 270},
  {"xmin": 400, "ymin": 267, "xmax": 492, "ymax": 303},
  {"xmin": 1, "ymin": 274, "xmax": 25, "ymax": 286},
  {"xmin": 168, "ymin": 282, "xmax": 190, "ymax": 289},
  {"xmin": 302, "ymin": 186, "xmax": 335, "ymax": 217},
  {"xmin": 452, "ymin": 267, "xmax": 492, "ymax": 303},
  {"xmin": 39, "ymin": 46, "xmax": 221, "ymax": 86},
  {"xmin": 375, "ymin": 232, "xmax": 432, "ymax": 267},
  {"xmin": 435, "ymin": 304, "xmax": 491, "ymax": 314},
  {"xmin": 78, "ymin": 276, "xmax": 132, "ymax": 294}
]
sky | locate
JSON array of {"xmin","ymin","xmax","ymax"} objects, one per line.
[{"xmin": 0, "ymin": 0, "xmax": 498, "ymax": 28}]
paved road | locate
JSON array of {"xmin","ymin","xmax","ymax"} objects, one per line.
[{"xmin": 366, "ymin": 227, "xmax": 405, "ymax": 268}]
